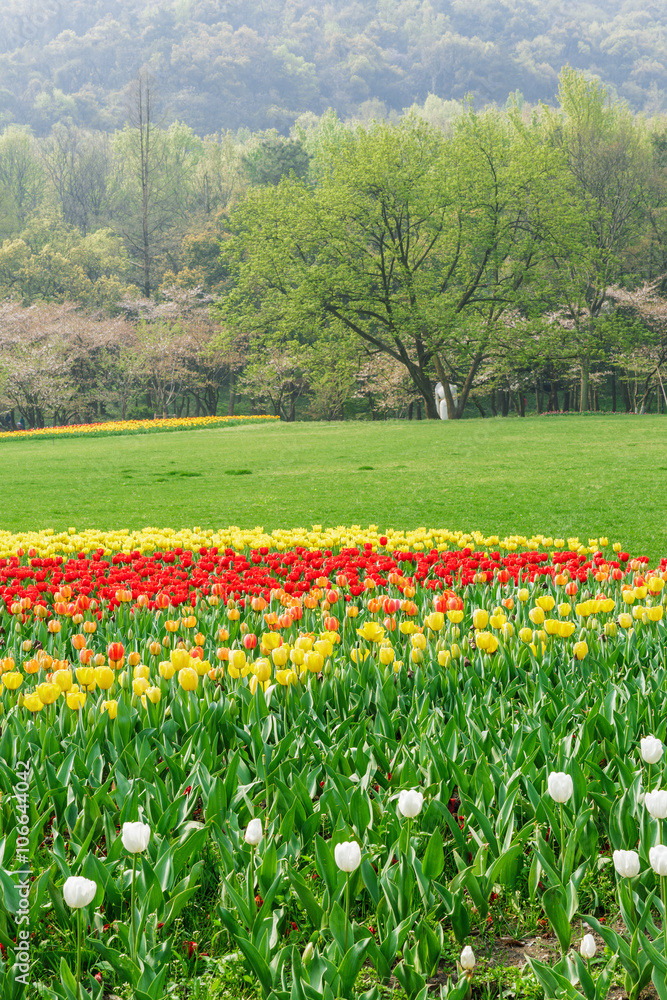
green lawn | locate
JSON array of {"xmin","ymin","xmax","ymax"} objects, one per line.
[{"xmin": 3, "ymin": 414, "xmax": 666, "ymax": 558}]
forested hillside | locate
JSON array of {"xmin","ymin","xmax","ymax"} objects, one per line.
[{"xmin": 1, "ymin": 0, "xmax": 667, "ymax": 135}]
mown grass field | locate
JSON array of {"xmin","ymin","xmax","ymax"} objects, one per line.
[{"xmin": 3, "ymin": 414, "xmax": 665, "ymax": 558}]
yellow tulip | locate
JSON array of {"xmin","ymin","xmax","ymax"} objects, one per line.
[
  {"xmin": 528, "ymin": 607, "xmax": 545, "ymax": 625},
  {"xmin": 145, "ymin": 686, "xmax": 162, "ymax": 704},
  {"xmin": 450, "ymin": 643, "xmax": 461, "ymax": 659},
  {"xmin": 305, "ymin": 651, "xmax": 323, "ymax": 673},
  {"xmin": 378, "ymin": 646, "xmax": 395, "ymax": 665},
  {"xmin": 350, "ymin": 648, "xmax": 369, "ymax": 664},
  {"xmin": 410, "ymin": 648, "xmax": 424, "ymax": 664},
  {"xmin": 472, "ymin": 609, "xmax": 489, "ymax": 629},
  {"xmin": 476, "ymin": 631, "xmax": 498, "ymax": 653},
  {"xmin": 518, "ymin": 627, "xmax": 533, "ymax": 643},
  {"xmin": 262, "ymin": 633, "xmax": 281, "ymax": 651},
  {"xmin": 314, "ymin": 639, "xmax": 333, "ymax": 658},
  {"xmin": 94, "ymin": 667, "xmax": 115, "ymax": 690},
  {"xmin": 536, "ymin": 595, "xmax": 555, "ymax": 612},
  {"xmin": 101, "ymin": 699, "xmax": 118, "ymax": 719},
  {"xmin": 356, "ymin": 622, "xmax": 385, "ymax": 643},
  {"xmin": 272, "ymin": 646, "xmax": 289, "ymax": 667},
  {"xmin": 2, "ymin": 672, "xmax": 23, "ymax": 691},
  {"xmin": 66, "ymin": 690, "xmax": 86, "ymax": 710},
  {"xmin": 489, "ymin": 613, "xmax": 506, "ymax": 629},
  {"xmin": 573, "ymin": 641, "xmax": 588, "ymax": 660},
  {"xmin": 544, "ymin": 619, "xmax": 560, "ymax": 636},
  {"xmin": 604, "ymin": 621, "xmax": 617, "ymax": 637},
  {"xmin": 649, "ymin": 577, "xmax": 665, "ymax": 592},
  {"xmin": 399, "ymin": 621, "xmax": 417, "ymax": 635},
  {"xmin": 290, "ymin": 648, "xmax": 305, "ymax": 667},
  {"xmin": 558, "ymin": 603, "xmax": 571, "ymax": 617},
  {"xmin": 411, "ymin": 633, "xmax": 427, "ymax": 650},
  {"xmin": 159, "ymin": 660, "xmax": 176, "ymax": 680},
  {"xmin": 424, "ymin": 612, "xmax": 444, "ymax": 631},
  {"xmin": 559, "ymin": 622, "xmax": 576, "ymax": 638},
  {"xmin": 618, "ymin": 612, "xmax": 633, "ymax": 629},
  {"xmin": 446, "ymin": 609, "xmax": 464, "ymax": 624},
  {"xmin": 52, "ymin": 668, "xmax": 73, "ymax": 692},
  {"xmin": 133, "ymin": 677, "xmax": 149, "ymax": 696},
  {"xmin": 24, "ymin": 692, "xmax": 44, "ymax": 712},
  {"xmin": 178, "ymin": 667, "xmax": 198, "ymax": 691},
  {"xmin": 36, "ymin": 682, "xmax": 59, "ymax": 705},
  {"xmin": 295, "ymin": 635, "xmax": 313, "ymax": 652},
  {"xmin": 170, "ymin": 648, "xmax": 191, "ymax": 670},
  {"xmin": 502, "ymin": 622, "xmax": 514, "ymax": 640},
  {"xmin": 518, "ymin": 589, "xmax": 530, "ymax": 603},
  {"xmin": 437, "ymin": 649, "xmax": 451, "ymax": 667},
  {"xmin": 648, "ymin": 606, "xmax": 664, "ymax": 622},
  {"xmin": 133, "ymin": 663, "xmax": 150, "ymax": 680},
  {"xmin": 254, "ymin": 658, "xmax": 272, "ymax": 683},
  {"xmin": 276, "ymin": 669, "xmax": 298, "ymax": 686},
  {"xmin": 230, "ymin": 649, "xmax": 247, "ymax": 671}
]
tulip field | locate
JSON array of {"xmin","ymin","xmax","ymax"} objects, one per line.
[{"xmin": 3, "ymin": 521, "xmax": 667, "ymax": 1000}]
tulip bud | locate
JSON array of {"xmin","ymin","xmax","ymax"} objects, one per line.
[
  {"xmin": 641, "ymin": 736, "xmax": 663, "ymax": 765},
  {"xmin": 63, "ymin": 876, "xmax": 98, "ymax": 909},
  {"xmin": 334, "ymin": 840, "xmax": 361, "ymax": 872},
  {"xmin": 245, "ymin": 818, "xmax": 263, "ymax": 845},
  {"xmin": 122, "ymin": 821, "xmax": 151, "ymax": 853},
  {"xmin": 302, "ymin": 941, "xmax": 314, "ymax": 967},
  {"xmin": 398, "ymin": 788, "xmax": 424, "ymax": 818},
  {"xmin": 460, "ymin": 945, "xmax": 476, "ymax": 970},
  {"xmin": 613, "ymin": 849, "xmax": 640, "ymax": 878},
  {"xmin": 650, "ymin": 844, "xmax": 667, "ymax": 876},
  {"xmin": 645, "ymin": 789, "xmax": 667, "ymax": 819},
  {"xmin": 580, "ymin": 934, "xmax": 596, "ymax": 959},
  {"xmin": 547, "ymin": 772, "xmax": 573, "ymax": 803}
]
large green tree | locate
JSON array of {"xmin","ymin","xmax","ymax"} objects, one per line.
[{"xmin": 220, "ymin": 111, "xmax": 560, "ymax": 417}]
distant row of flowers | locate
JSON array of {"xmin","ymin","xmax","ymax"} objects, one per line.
[
  {"xmin": 0, "ymin": 525, "xmax": 633, "ymax": 560},
  {"xmin": 0, "ymin": 414, "xmax": 278, "ymax": 441}
]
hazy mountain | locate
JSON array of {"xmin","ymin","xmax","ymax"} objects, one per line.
[{"xmin": 1, "ymin": 0, "xmax": 666, "ymax": 134}]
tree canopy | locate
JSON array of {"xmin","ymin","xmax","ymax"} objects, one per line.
[{"xmin": 1, "ymin": 1, "xmax": 667, "ymax": 136}]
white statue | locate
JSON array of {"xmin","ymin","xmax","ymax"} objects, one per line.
[{"xmin": 434, "ymin": 382, "xmax": 458, "ymax": 420}]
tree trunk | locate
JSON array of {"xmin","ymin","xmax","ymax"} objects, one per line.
[
  {"xmin": 407, "ymin": 402, "xmax": 413, "ymax": 420},
  {"xmin": 501, "ymin": 390, "xmax": 509, "ymax": 417},
  {"xmin": 580, "ymin": 360, "xmax": 589, "ymax": 413},
  {"xmin": 489, "ymin": 390, "xmax": 497, "ymax": 417},
  {"xmin": 473, "ymin": 399, "xmax": 486, "ymax": 417},
  {"xmin": 611, "ymin": 370, "xmax": 616, "ymax": 413},
  {"xmin": 621, "ymin": 376, "xmax": 631, "ymax": 413},
  {"xmin": 227, "ymin": 374, "xmax": 236, "ymax": 416},
  {"xmin": 562, "ymin": 389, "xmax": 569, "ymax": 412}
]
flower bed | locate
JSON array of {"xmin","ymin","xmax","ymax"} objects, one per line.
[
  {"xmin": 1, "ymin": 529, "xmax": 666, "ymax": 999},
  {"xmin": 0, "ymin": 413, "xmax": 278, "ymax": 442}
]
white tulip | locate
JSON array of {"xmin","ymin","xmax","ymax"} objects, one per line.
[
  {"xmin": 547, "ymin": 772, "xmax": 573, "ymax": 803},
  {"xmin": 398, "ymin": 789, "xmax": 424, "ymax": 818},
  {"xmin": 580, "ymin": 934, "xmax": 596, "ymax": 959},
  {"xmin": 460, "ymin": 945, "xmax": 476, "ymax": 970},
  {"xmin": 121, "ymin": 821, "xmax": 151, "ymax": 854},
  {"xmin": 650, "ymin": 844, "xmax": 667, "ymax": 876},
  {"xmin": 63, "ymin": 876, "xmax": 97, "ymax": 909},
  {"xmin": 641, "ymin": 736, "xmax": 663, "ymax": 764},
  {"xmin": 334, "ymin": 840, "xmax": 361, "ymax": 872},
  {"xmin": 244, "ymin": 818, "xmax": 263, "ymax": 845},
  {"xmin": 613, "ymin": 849, "xmax": 640, "ymax": 878},
  {"xmin": 645, "ymin": 789, "xmax": 667, "ymax": 819}
]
